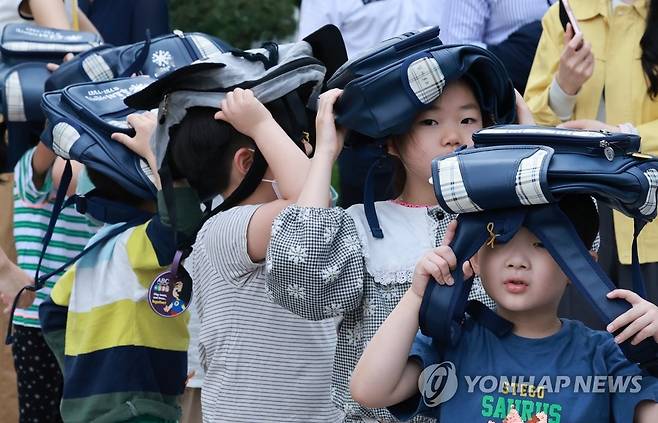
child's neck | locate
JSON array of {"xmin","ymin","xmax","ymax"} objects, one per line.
[
  {"xmin": 227, "ymin": 183, "xmax": 275, "ymax": 207},
  {"xmin": 398, "ymin": 177, "xmax": 439, "ymax": 206},
  {"xmin": 496, "ymin": 306, "xmax": 562, "ymax": 339}
]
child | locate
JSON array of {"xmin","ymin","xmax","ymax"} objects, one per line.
[
  {"xmin": 350, "ymin": 195, "xmax": 658, "ymax": 422},
  {"xmin": 8, "ymin": 143, "xmax": 100, "ymax": 423},
  {"xmin": 38, "ymin": 112, "xmax": 190, "ymax": 423},
  {"xmin": 167, "ymin": 88, "xmax": 339, "ymax": 422}
]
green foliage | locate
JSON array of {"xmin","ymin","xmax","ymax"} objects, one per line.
[{"xmin": 169, "ymin": 0, "xmax": 298, "ymax": 49}]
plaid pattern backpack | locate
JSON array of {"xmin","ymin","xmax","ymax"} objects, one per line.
[
  {"xmin": 0, "ymin": 23, "xmax": 101, "ymax": 170},
  {"xmin": 45, "ymin": 30, "xmax": 231, "ymax": 91}
]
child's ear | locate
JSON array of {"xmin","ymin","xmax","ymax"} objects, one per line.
[
  {"xmin": 469, "ymin": 252, "xmax": 480, "ymax": 275},
  {"xmin": 233, "ymin": 147, "xmax": 254, "ymax": 176},
  {"xmin": 386, "ymin": 138, "xmax": 400, "ymax": 158}
]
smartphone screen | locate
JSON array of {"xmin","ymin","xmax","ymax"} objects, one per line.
[{"xmin": 559, "ymin": 0, "xmax": 582, "ymax": 35}]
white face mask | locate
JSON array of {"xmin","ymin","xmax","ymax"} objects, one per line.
[
  {"xmin": 246, "ymin": 148, "xmax": 284, "ymax": 200},
  {"xmin": 329, "ymin": 185, "xmax": 339, "ymax": 207},
  {"xmin": 262, "ymin": 178, "xmax": 282, "ymax": 199}
]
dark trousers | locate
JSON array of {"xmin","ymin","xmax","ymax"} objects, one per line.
[{"xmin": 11, "ymin": 325, "xmax": 64, "ymax": 423}]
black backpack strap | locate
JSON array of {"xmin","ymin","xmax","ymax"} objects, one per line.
[
  {"xmin": 631, "ymin": 219, "xmax": 648, "ymax": 298},
  {"xmin": 33, "ymin": 160, "xmax": 73, "ymax": 290},
  {"xmin": 120, "ymin": 29, "xmax": 152, "ymax": 77},
  {"xmin": 526, "ymin": 205, "xmax": 658, "ymax": 370},
  {"xmin": 362, "ymin": 150, "xmax": 389, "ymax": 239}
]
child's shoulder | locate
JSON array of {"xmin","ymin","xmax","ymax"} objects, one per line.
[
  {"xmin": 346, "ymin": 200, "xmax": 434, "ymax": 239},
  {"xmin": 345, "ymin": 200, "xmax": 425, "ymax": 220},
  {"xmin": 460, "ymin": 317, "xmax": 617, "ymax": 351},
  {"xmin": 560, "ymin": 318, "xmax": 616, "ymax": 344},
  {"xmin": 195, "ymin": 204, "xmax": 261, "ymax": 249}
]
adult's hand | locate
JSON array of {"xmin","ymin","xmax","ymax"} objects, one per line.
[
  {"xmin": 556, "ymin": 23, "xmax": 594, "ymax": 96},
  {"xmin": 558, "ymin": 119, "xmax": 618, "ymax": 132}
]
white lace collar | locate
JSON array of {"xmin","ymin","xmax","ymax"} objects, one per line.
[{"xmin": 346, "ymin": 201, "xmax": 446, "ymax": 285}]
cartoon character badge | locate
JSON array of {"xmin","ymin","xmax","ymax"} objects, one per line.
[{"xmin": 148, "ymin": 250, "xmax": 192, "ymax": 318}]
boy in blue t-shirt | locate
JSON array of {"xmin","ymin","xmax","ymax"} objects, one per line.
[{"xmin": 350, "ymin": 195, "xmax": 658, "ymax": 422}]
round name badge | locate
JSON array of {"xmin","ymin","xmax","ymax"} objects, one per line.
[{"xmin": 148, "ymin": 250, "xmax": 193, "ymax": 318}]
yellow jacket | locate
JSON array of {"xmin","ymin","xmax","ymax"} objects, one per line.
[{"xmin": 525, "ymin": 0, "xmax": 658, "ymax": 264}]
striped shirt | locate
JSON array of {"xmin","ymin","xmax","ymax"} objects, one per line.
[
  {"xmin": 12, "ymin": 148, "xmax": 99, "ymax": 328},
  {"xmin": 189, "ymin": 205, "xmax": 340, "ymax": 422},
  {"xmin": 440, "ymin": 0, "xmax": 555, "ymax": 47}
]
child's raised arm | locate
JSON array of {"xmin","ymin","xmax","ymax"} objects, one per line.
[
  {"xmin": 606, "ymin": 289, "xmax": 658, "ymax": 345},
  {"xmin": 296, "ymin": 88, "xmax": 345, "ymax": 208},
  {"xmin": 215, "ymin": 88, "xmax": 310, "ymax": 201},
  {"xmin": 350, "ymin": 221, "xmax": 471, "ymax": 408},
  {"xmin": 213, "ymin": 88, "xmax": 315, "ymax": 261},
  {"xmin": 31, "ymin": 142, "xmax": 57, "ymax": 190}
]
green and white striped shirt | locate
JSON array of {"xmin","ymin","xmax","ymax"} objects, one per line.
[{"xmin": 12, "ymin": 148, "xmax": 100, "ymax": 328}]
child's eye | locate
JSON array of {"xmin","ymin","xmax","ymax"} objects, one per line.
[
  {"xmin": 461, "ymin": 117, "xmax": 478, "ymax": 125},
  {"xmin": 532, "ymin": 242, "xmax": 545, "ymax": 249},
  {"xmin": 419, "ymin": 118, "xmax": 439, "ymax": 126}
]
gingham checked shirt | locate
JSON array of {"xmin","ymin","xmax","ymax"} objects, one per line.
[{"xmin": 266, "ymin": 201, "xmax": 493, "ymax": 422}]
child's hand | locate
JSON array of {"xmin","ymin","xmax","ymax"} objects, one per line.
[
  {"xmin": 515, "ymin": 89, "xmax": 535, "ymax": 125},
  {"xmin": 112, "ymin": 112, "xmax": 160, "ymax": 189},
  {"xmin": 635, "ymin": 400, "xmax": 658, "ymax": 422},
  {"xmin": 410, "ymin": 220, "xmax": 473, "ymax": 298},
  {"xmin": 315, "ymin": 88, "xmax": 347, "ymax": 162},
  {"xmin": 111, "ymin": 112, "xmax": 157, "ymax": 162},
  {"xmin": 606, "ymin": 289, "xmax": 658, "ymax": 345},
  {"xmin": 46, "ymin": 52, "xmax": 75, "ymax": 72},
  {"xmin": 0, "ymin": 251, "xmax": 35, "ymax": 313},
  {"xmin": 214, "ymin": 88, "xmax": 273, "ymax": 138}
]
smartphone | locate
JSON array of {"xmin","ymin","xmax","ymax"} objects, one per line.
[{"xmin": 559, "ymin": 0, "xmax": 582, "ymax": 36}]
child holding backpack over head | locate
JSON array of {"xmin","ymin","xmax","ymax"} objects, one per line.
[
  {"xmin": 164, "ymin": 88, "xmax": 339, "ymax": 422},
  {"xmin": 350, "ymin": 195, "xmax": 658, "ymax": 422},
  {"xmin": 37, "ymin": 111, "xmax": 191, "ymax": 423}
]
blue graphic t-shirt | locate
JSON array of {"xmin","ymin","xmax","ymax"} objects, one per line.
[{"xmin": 390, "ymin": 319, "xmax": 658, "ymax": 423}]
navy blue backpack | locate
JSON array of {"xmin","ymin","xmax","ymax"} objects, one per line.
[
  {"xmin": 45, "ymin": 30, "xmax": 231, "ymax": 91},
  {"xmin": 41, "ymin": 75, "xmax": 158, "ymax": 201},
  {"xmin": 0, "ymin": 23, "xmax": 102, "ymax": 171}
]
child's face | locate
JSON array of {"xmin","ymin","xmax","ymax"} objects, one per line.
[
  {"xmin": 474, "ymin": 227, "xmax": 569, "ymax": 314},
  {"xmin": 392, "ymin": 80, "xmax": 483, "ymax": 182}
]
